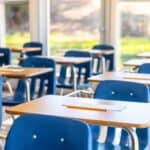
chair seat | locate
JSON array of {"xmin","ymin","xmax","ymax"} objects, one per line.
[
  {"xmin": 92, "ymin": 72, "xmax": 102, "ymax": 76},
  {"xmin": 2, "ymin": 96, "xmax": 25, "ymax": 106},
  {"xmin": 56, "ymin": 81, "xmax": 90, "ymax": 89}
]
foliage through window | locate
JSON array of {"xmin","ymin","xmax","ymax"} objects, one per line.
[{"xmin": 50, "ymin": 0, "xmax": 101, "ymax": 55}]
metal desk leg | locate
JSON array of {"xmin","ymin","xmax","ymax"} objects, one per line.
[
  {"xmin": 125, "ymin": 127, "xmax": 139, "ymax": 150},
  {"xmin": 5, "ymin": 80, "xmax": 13, "ymax": 95},
  {"xmin": 25, "ymin": 79, "xmax": 30, "ymax": 102},
  {"xmin": 21, "ymin": 52, "xmax": 27, "ymax": 58},
  {"xmin": 72, "ymin": 66, "xmax": 77, "ymax": 91},
  {"xmin": 101, "ymin": 56, "xmax": 106, "ymax": 73}
]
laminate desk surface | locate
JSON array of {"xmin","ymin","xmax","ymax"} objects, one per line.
[
  {"xmin": 49, "ymin": 56, "xmax": 92, "ymax": 65},
  {"xmin": 123, "ymin": 59, "xmax": 150, "ymax": 67},
  {"xmin": 137, "ymin": 52, "xmax": 150, "ymax": 58},
  {"xmin": 11, "ymin": 47, "xmax": 41, "ymax": 53},
  {"xmin": 90, "ymin": 50, "xmax": 114, "ymax": 56},
  {"xmin": 0, "ymin": 67, "xmax": 52, "ymax": 78},
  {"xmin": 88, "ymin": 72, "xmax": 150, "ymax": 85},
  {"xmin": 5, "ymin": 95, "xmax": 150, "ymax": 128}
]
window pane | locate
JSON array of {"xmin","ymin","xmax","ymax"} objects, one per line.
[
  {"xmin": 50, "ymin": 0, "xmax": 101, "ymax": 55},
  {"xmin": 119, "ymin": 1, "xmax": 150, "ymax": 67},
  {"xmin": 5, "ymin": 1, "xmax": 30, "ymax": 63}
]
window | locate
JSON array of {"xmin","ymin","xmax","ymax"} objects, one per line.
[
  {"xmin": 5, "ymin": 1, "xmax": 30, "ymax": 63},
  {"xmin": 119, "ymin": 1, "xmax": 150, "ymax": 67},
  {"xmin": 5, "ymin": 1, "xmax": 30, "ymax": 47},
  {"xmin": 50, "ymin": 0, "xmax": 101, "ymax": 55}
]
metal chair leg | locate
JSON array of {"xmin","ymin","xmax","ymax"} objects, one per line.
[
  {"xmin": 5, "ymin": 81, "xmax": 13, "ymax": 95},
  {"xmin": 60, "ymin": 88, "xmax": 64, "ymax": 95}
]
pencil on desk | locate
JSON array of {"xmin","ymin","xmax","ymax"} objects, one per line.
[{"xmin": 64, "ymin": 104, "xmax": 107, "ymax": 112}]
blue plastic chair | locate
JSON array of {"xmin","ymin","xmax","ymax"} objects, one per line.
[
  {"xmin": 3, "ymin": 57, "xmax": 56, "ymax": 106},
  {"xmin": 92, "ymin": 44, "xmax": 114, "ymax": 74},
  {"xmin": 0, "ymin": 48, "xmax": 12, "ymax": 94},
  {"xmin": 22, "ymin": 42, "xmax": 43, "ymax": 57},
  {"xmin": 0, "ymin": 76, "xmax": 3, "ymax": 126},
  {"xmin": 5, "ymin": 114, "xmax": 92, "ymax": 150},
  {"xmin": 91, "ymin": 80, "xmax": 149, "ymax": 150},
  {"xmin": 138, "ymin": 63, "xmax": 150, "ymax": 74},
  {"xmin": 0, "ymin": 48, "xmax": 11, "ymax": 66},
  {"xmin": 57, "ymin": 50, "xmax": 92, "ymax": 90}
]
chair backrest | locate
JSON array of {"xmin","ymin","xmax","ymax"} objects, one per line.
[
  {"xmin": 5, "ymin": 114, "xmax": 92, "ymax": 150},
  {"xmin": 23, "ymin": 42, "xmax": 43, "ymax": 56},
  {"xmin": 58, "ymin": 50, "xmax": 92, "ymax": 89},
  {"xmin": 94, "ymin": 80, "xmax": 149, "ymax": 102},
  {"xmin": 138, "ymin": 63, "xmax": 150, "ymax": 74},
  {"xmin": 94, "ymin": 80, "xmax": 149, "ymax": 148},
  {"xmin": 92, "ymin": 44, "xmax": 114, "ymax": 72},
  {"xmin": 92, "ymin": 44, "xmax": 114, "ymax": 50},
  {"xmin": 0, "ymin": 48, "xmax": 11, "ymax": 66},
  {"xmin": 14, "ymin": 57, "xmax": 56, "ymax": 102}
]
